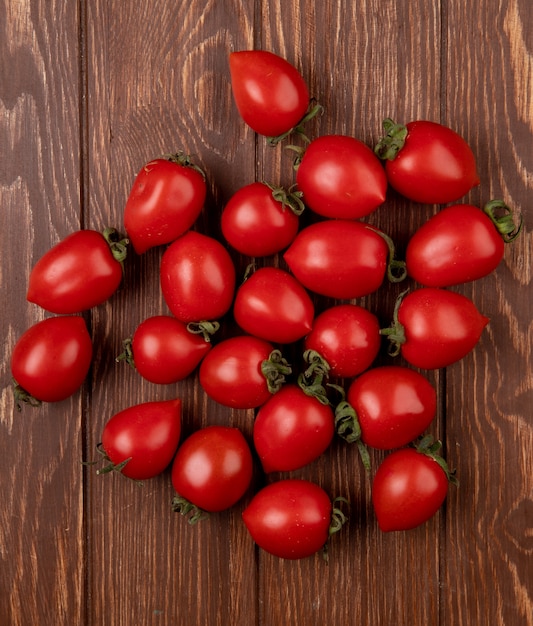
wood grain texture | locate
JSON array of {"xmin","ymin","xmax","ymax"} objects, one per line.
[{"xmin": 1, "ymin": 0, "xmax": 532, "ymax": 625}]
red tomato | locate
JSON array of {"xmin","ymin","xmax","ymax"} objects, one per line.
[
  {"xmin": 26, "ymin": 229, "xmax": 126, "ymax": 314},
  {"xmin": 253, "ymin": 384, "xmax": 335, "ymax": 472},
  {"xmin": 123, "ymin": 155, "xmax": 206, "ymax": 254},
  {"xmin": 347, "ymin": 366, "xmax": 437, "ymax": 449},
  {"xmin": 229, "ymin": 50, "xmax": 310, "ymax": 138},
  {"xmin": 375, "ymin": 119, "xmax": 479, "ymax": 204},
  {"xmin": 123, "ymin": 315, "xmax": 212, "ymax": 384},
  {"xmin": 171, "ymin": 425, "xmax": 253, "ymax": 513},
  {"xmin": 221, "ymin": 182, "xmax": 300, "ymax": 256},
  {"xmin": 372, "ymin": 446, "xmax": 451, "ymax": 531},
  {"xmin": 199, "ymin": 335, "xmax": 283, "ymax": 409},
  {"xmin": 11, "ymin": 316, "xmax": 92, "ymax": 405},
  {"xmin": 242, "ymin": 479, "xmax": 335, "ymax": 559},
  {"xmin": 284, "ymin": 220, "xmax": 394, "ymax": 299},
  {"xmin": 233, "ymin": 267, "xmax": 314, "ymax": 343},
  {"xmin": 160, "ymin": 231, "xmax": 236, "ymax": 323},
  {"xmin": 381, "ymin": 288, "xmax": 489, "ymax": 369},
  {"xmin": 304, "ymin": 304, "xmax": 381, "ymax": 378},
  {"xmin": 99, "ymin": 399, "xmax": 182, "ymax": 480},
  {"xmin": 406, "ymin": 202, "xmax": 520, "ymax": 287},
  {"xmin": 295, "ymin": 135, "xmax": 387, "ymax": 219}
]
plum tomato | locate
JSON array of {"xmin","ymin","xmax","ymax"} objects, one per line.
[
  {"xmin": 171, "ymin": 425, "xmax": 253, "ymax": 515},
  {"xmin": 123, "ymin": 154, "xmax": 206, "ymax": 254},
  {"xmin": 381, "ymin": 288, "xmax": 489, "ymax": 369},
  {"xmin": 406, "ymin": 201, "xmax": 522, "ymax": 287},
  {"xmin": 120, "ymin": 315, "xmax": 212, "ymax": 384},
  {"xmin": 198, "ymin": 335, "xmax": 290, "ymax": 409},
  {"xmin": 160, "ymin": 231, "xmax": 236, "ymax": 323},
  {"xmin": 221, "ymin": 182, "xmax": 301, "ymax": 257},
  {"xmin": 253, "ymin": 384, "xmax": 335, "ymax": 473},
  {"xmin": 242, "ymin": 479, "xmax": 345, "ymax": 560},
  {"xmin": 26, "ymin": 228, "xmax": 127, "ymax": 314},
  {"xmin": 374, "ymin": 118, "xmax": 479, "ymax": 204},
  {"xmin": 229, "ymin": 50, "xmax": 310, "ymax": 138},
  {"xmin": 11, "ymin": 316, "xmax": 92, "ymax": 406},
  {"xmin": 99, "ymin": 399, "xmax": 182, "ymax": 481},
  {"xmin": 347, "ymin": 366, "xmax": 437, "ymax": 449},
  {"xmin": 372, "ymin": 439, "xmax": 455, "ymax": 531},
  {"xmin": 304, "ymin": 304, "xmax": 381, "ymax": 378},
  {"xmin": 233, "ymin": 267, "xmax": 314, "ymax": 343},
  {"xmin": 295, "ymin": 134, "xmax": 387, "ymax": 219},
  {"xmin": 284, "ymin": 220, "xmax": 403, "ymax": 299}
]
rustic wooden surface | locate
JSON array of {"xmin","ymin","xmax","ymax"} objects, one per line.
[{"xmin": 1, "ymin": 1, "xmax": 532, "ymax": 624}]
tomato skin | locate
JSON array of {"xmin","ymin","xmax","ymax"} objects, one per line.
[
  {"xmin": 284, "ymin": 220, "xmax": 389, "ymax": 299},
  {"xmin": 130, "ymin": 315, "xmax": 211, "ymax": 384},
  {"xmin": 394, "ymin": 288, "xmax": 489, "ymax": 369},
  {"xmin": 372, "ymin": 448, "xmax": 449, "ymax": 531},
  {"xmin": 171, "ymin": 426, "xmax": 253, "ymax": 512},
  {"xmin": 233, "ymin": 267, "xmax": 314, "ymax": 343},
  {"xmin": 199, "ymin": 335, "xmax": 275, "ymax": 409},
  {"xmin": 253, "ymin": 384, "xmax": 335, "ymax": 472},
  {"xmin": 304, "ymin": 304, "xmax": 381, "ymax": 378},
  {"xmin": 124, "ymin": 158, "xmax": 206, "ymax": 254},
  {"xmin": 296, "ymin": 135, "xmax": 387, "ymax": 219},
  {"xmin": 406, "ymin": 204, "xmax": 505, "ymax": 286},
  {"xmin": 242, "ymin": 479, "xmax": 332, "ymax": 559},
  {"xmin": 229, "ymin": 50, "xmax": 309, "ymax": 137},
  {"xmin": 11, "ymin": 316, "xmax": 92, "ymax": 403},
  {"xmin": 160, "ymin": 231, "xmax": 236, "ymax": 323},
  {"xmin": 347, "ymin": 366, "xmax": 437, "ymax": 449},
  {"xmin": 383, "ymin": 120, "xmax": 479, "ymax": 204},
  {"xmin": 27, "ymin": 230, "xmax": 124, "ymax": 314},
  {"xmin": 101, "ymin": 399, "xmax": 182, "ymax": 480},
  {"xmin": 221, "ymin": 182, "xmax": 299, "ymax": 256}
]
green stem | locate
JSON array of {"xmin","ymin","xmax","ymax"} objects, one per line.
[
  {"xmin": 261, "ymin": 350, "xmax": 292, "ymax": 394},
  {"xmin": 297, "ymin": 350, "xmax": 331, "ymax": 405},
  {"xmin": 374, "ymin": 118, "xmax": 408, "ymax": 161},
  {"xmin": 103, "ymin": 227, "xmax": 129, "ymax": 267},
  {"xmin": 171, "ymin": 495, "xmax": 209, "ymax": 524},
  {"xmin": 365, "ymin": 225, "xmax": 407, "ymax": 283},
  {"xmin": 415, "ymin": 435, "xmax": 459, "ymax": 486},
  {"xmin": 266, "ymin": 183, "xmax": 306, "ymax": 216},
  {"xmin": 379, "ymin": 289, "xmax": 409, "ymax": 356},
  {"xmin": 13, "ymin": 380, "xmax": 41, "ymax": 411},
  {"xmin": 187, "ymin": 320, "xmax": 220, "ymax": 342},
  {"xmin": 267, "ymin": 101, "xmax": 323, "ymax": 146},
  {"xmin": 116, "ymin": 337, "xmax": 135, "ymax": 368},
  {"xmin": 483, "ymin": 200, "xmax": 523, "ymax": 243},
  {"xmin": 164, "ymin": 151, "xmax": 206, "ymax": 180}
]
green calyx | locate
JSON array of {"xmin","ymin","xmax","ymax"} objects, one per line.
[
  {"xmin": 415, "ymin": 435, "xmax": 459, "ymax": 486},
  {"xmin": 379, "ymin": 289, "xmax": 409, "ymax": 357},
  {"xmin": 116, "ymin": 337, "xmax": 135, "ymax": 369},
  {"xmin": 322, "ymin": 496, "xmax": 350, "ymax": 563},
  {"xmin": 165, "ymin": 151, "xmax": 206, "ymax": 180},
  {"xmin": 365, "ymin": 225, "xmax": 407, "ymax": 283},
  {"xmin": 171, "ymin": 495, "xmax": 209, "ymax": 525},
  {"xmin": 266, "ymin": 182, "xmax": 306, "ymax": 216},
  {"xmin": 267, "ymin": 100, "xmax": 323, "ymax": 147},
  {"xmin": 103, "ymin": 227, "xmax": 129, "ymax": 267},
  {"xmin": 374, "ymin": 118, "xmax": 408, "ymax": 161},
  {"xmin": 13, "ymin": 380, "xmax": 41, "ymax": 411},
  {"xmin": 187, "ymin": 320, "xmax": 221, "ymax": 343},
  {"xmin": 483, "ymin": 200, "xmax": 523, "ymax": 243},
  {"xmin": 297, "ymin": 350, "xmax": 331, "ymax": 405},
  {"xmin": 261, "ymin": 350, "xmax": 292, "ymax": 394},
  {"xmin": 91, "ymin": 443, "xmax": 142, "ymax": 484}
]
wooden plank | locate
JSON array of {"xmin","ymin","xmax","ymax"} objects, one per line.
[
  {"xmin": 83, "ymin": 1, "xmax": 259, "ymax": 624},
  {"xmin": 0, "ymin": 1, "xmax": 85, "ymax": 625},
  {"xmin": 443, "ymin": 1, "xmax": 533, "ymax": 624},
  {"xmin": 255, "ymin": 1, "xmax": 446, "ymax": 625}
]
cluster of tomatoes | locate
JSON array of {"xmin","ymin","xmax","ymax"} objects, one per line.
[{"xmin": 11, "ymin": 50, "xmax": 521, "ymax": 560}]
